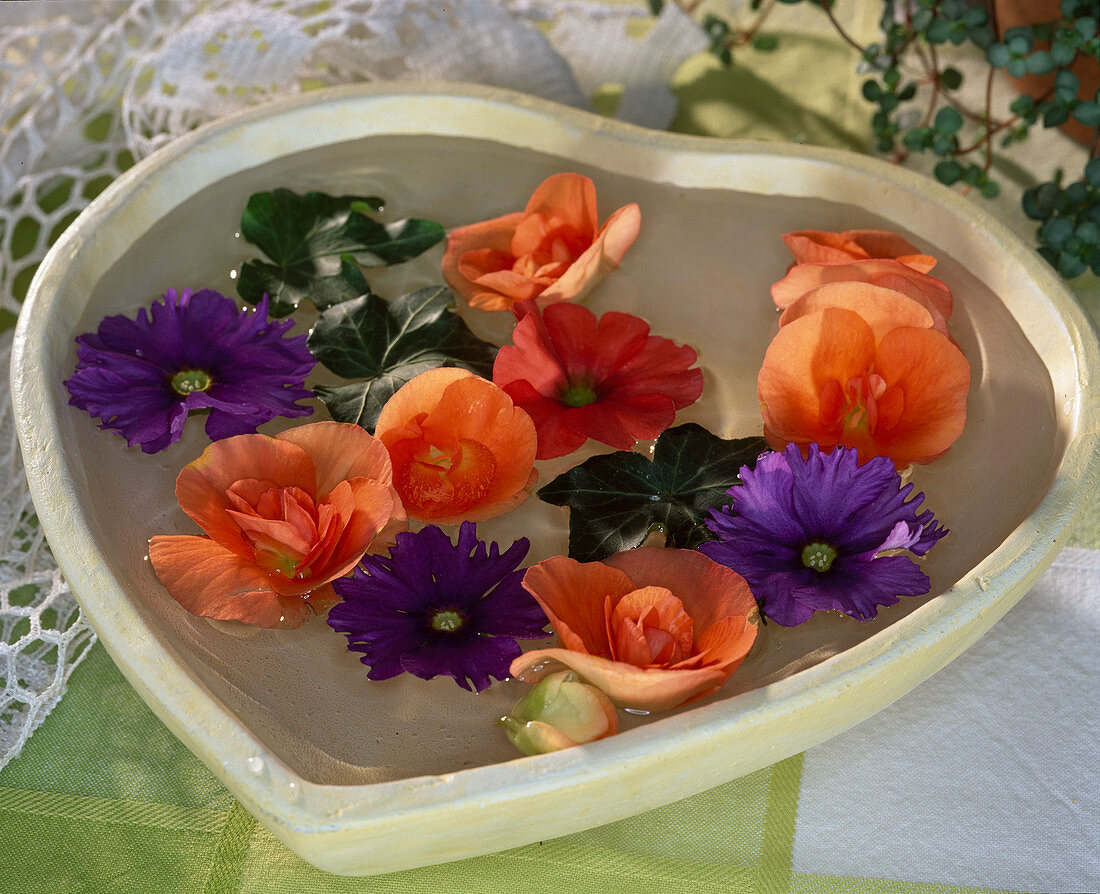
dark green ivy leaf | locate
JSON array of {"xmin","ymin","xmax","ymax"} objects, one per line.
[
  {"xmin": 538, "ymin": 423, "xmax": 768, "ymax": 562},
  {"xmin": 237, "ymin": 189, "xmax": 444, "ymax": 317},
  {"xmin": 238, "ymin": 255, "xmax": 371, "ymax": 317},
  {"xmin": 307, "ymin": 286, "xmax": 497, "ymax": 432}
]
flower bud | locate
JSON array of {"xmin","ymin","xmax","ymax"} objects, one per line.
[{"xmin": 500, "ymin": 670, "xmax": 618, "ymax": 755}]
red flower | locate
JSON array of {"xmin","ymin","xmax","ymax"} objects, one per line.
[{"xmin": 493, "ymin": 302, "xmax": 704, "ymax": 460}]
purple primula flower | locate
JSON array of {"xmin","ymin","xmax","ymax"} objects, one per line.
[
  {"xmin": 327, "ymin": 522, "xmax": 549, "ymax": 692},
  {"xmin": 64, "ymin": 289, "xmax": 315, "ymax": 453},
  {"xmin": 699, "ymin": 443, "xmax": 947, "ymax": 627}
]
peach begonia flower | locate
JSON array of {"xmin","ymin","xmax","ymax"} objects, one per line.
[
  {"xmin": 149, "ymin": 421, "xmax": 404, "ymax": 629},
  {"xmin": 374, "ymin": 367, "xmax": 538, "ymax": 524},
  {"xmin": 771, "ymin": 259, "xmax": 954, "ymax": 325},
  {"xmin": 441, "ymin": 172, "xmax": 641, "ymax": 313},
  {"xmin": 511, "ymin": 549, "xmax": 759, "ymax": 713},
  {"xmin": 758, "ymin": 305, "xmax": 970, "ymax": 468},
  {"xmin": 782, "ymin": 229, "xmax": 937, "ymax": 273},
  {"xmin": 779, "ymin": 280, "xmax": 945, "ymax": 337}
]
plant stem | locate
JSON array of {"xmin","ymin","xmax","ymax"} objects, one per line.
[{"xmin": 820, "ymin": 1, "xmax": 867, "ymax": 55}]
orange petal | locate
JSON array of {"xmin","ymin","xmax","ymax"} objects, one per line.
[
  {"xmin": 603, "ymin": 548, "xmax": 758, "ymax": 660},
  {"xmin": 375, "ymin": 367, "xmax": 472, "ymax": 436},
  {"xmin": 523, "ymin": 172, "xmax": 599, "ymax": 239},
  {"xmin": 610, "ymin": 586, "xmax": 694, "ymax": 665},
  {"xmin": 378, "ymin": 370, "xmax": 537, "ymax": 522},
  {"xmin": 509, "ymin": 647, "xmax": 730, "ymax": 712},
  {"xmin": 540, "ymin": 202, "xmax": 641, "ymax": 304},
  {"xmin": 441, "ymin": 212, "xmax": 525, "ymax": 309},
  {"xmin": 771, "ymin": 259, "xmax": 953, "ymax": 321},
  {"xmin": 521, "ymin": 555, "xmax": 637, "ymax": 657},
  {"xmin": 683, "ymin": 616, "xmax": 759, "ymax": 672},
  {"xmin": 291, "ymin": 477, "xmax": 397, "ymax": 590},
  {"xmin": 846, "ymin": 230, "xmax": 937, "ymax": 272},
  {"xmin": 302, "ymin": 582, "xmax": 341, "ymax": 616},
  {"xmin": 779, "ymin": 281, "xmax": 936, "ymax": 340},
  {"xmin": 782, "ymin": 230, "xmax": 872, "ymax": 264},
  {"xmin": 781, "ymin": 229, "xmax": 936, "ymax": 273},
  {"xmin": 148, "ymin": 535, "xmax": 312, "ymax": 628},
  {"xmin": 277, "ymin": 421, "xmax": 394, "ymax": 495},
  {"xmin": 419, "ymin": 377, "xmax": 536, "ymax": 493},
  {"xmin": 174, "ymin": 435, "xmax": 316, "ymax": 556},
  {"xmin": 870, "ymin": 326, "xmax": 970, "ymax": 466},
  {"xmin": 758, "ymin": 307, "xmax": 877, "ymax": 452}
]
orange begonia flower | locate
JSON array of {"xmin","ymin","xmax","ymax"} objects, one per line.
[
  {"xmin": 758, "ymin": 306, "xmax": 970, "ymax": 467},
  {"xmin": 771, "ymin": 259, "xmax": 954, "ymax": 325},
  {"xmin": 779, "ymin": 281, "xmax": 943, "ymax": 337},
  {"xmin": 782, "ymin": 229, "xmax": 937, "ymax": 273},
  {"xmin": 441, "ymin": 172, "xmax": 641, "ymax": 313},
  {"xmin": 149, "ymin": 422, "xmax": 404, "ymax": 628},
  {"xmin": 511, "ymin": 549, "xmax": 759, "ymax": 712},
  {"xmin": 374, "ymin": 368, "xmax": 538, "ymax": 524}
]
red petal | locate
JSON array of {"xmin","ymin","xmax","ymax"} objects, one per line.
[{"xmin": 501, "ymin": 379, "xmax": 588, "ymax": 460}]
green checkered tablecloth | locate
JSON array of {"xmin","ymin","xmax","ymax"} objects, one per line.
[{"xmin": 2, "ymin": 3, "xmax": 1097, "ymax": 892}]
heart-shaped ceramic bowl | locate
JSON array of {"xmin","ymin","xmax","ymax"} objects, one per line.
[{"xmin": 12, "ymin": 84, "xmax": 1100, "ymax": 875}]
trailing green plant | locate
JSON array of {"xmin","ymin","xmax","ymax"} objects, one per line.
[{"xmin": 655, "ymin": 0, "xmax": 1100, "ymax": 280}]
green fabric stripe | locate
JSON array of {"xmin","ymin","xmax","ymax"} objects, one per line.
[
  {"xmin": 789, "ymin": 872, "xmax": 1028, "ymax": 894},
  {"xmin": 240, "ymin": 831, "xmax": 764, "ymax": 893},
  {"xmin": 203, "ymin": 802, "xmax": 258, "ymax": 894},
  {"xmin": 0, "ymin": 784, "xmax": 224, "ymax": 833},
  {"xmin": 756, "ymin": 753, "xmax": 805, "ymax": 893}
]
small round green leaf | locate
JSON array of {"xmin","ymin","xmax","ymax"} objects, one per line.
[
  {"xmin": 985, "ymin": 42, "xmax": 1007, "ymax": 66},
  {"xmin": 1026, "ymin": 50, "xmax": 1055, "ymax": 75},
  {"xmin": 1058, "ymin": 251, "xmax": 1087, "ymax": 278},
  {"xmin": 1073, "ymin": 101, "xmax": 1100, "ymax": 126},
  {"xmin": 940, "ymin": 67, "xmax": 963, "ymax": 90},
  {"xmin": 1085, "ymin": 157, "xmax": 1100, "ymax": 187},
  {"xmin": 935, "ymin": 160, "xmax": 963, "ymax": 185},
  {"xmin": 1041, "ymin": 216, "xmax": 1075, "ymax": 250},
  {"xmin": 934, "ymin": 106, "xmax": 963, "ymax": 134}
]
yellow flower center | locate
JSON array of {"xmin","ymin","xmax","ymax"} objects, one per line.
[{"xmin": 170, "ymin": 368, "xmax": 212, "ymax": 395}]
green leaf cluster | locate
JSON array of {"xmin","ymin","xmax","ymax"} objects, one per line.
[
  {"xmin": 665, "ymin": 0, "xmax": 1098, "ymax": 283},
  {"xmin": 237, "ymin": 189, "xmax": 444, "ymax": 317},
  {"xmin": 1024, "ymin": 159, "xmax": 1100, "ymax": 278},
  {"xmin": 538, "ymin": 424, "xmax": 767, "ymax": 562},
  {"xmin": 307, "ymin": 286, "xmax": 497, "ymax": 431}
]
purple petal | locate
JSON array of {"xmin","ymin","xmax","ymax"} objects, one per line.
[
  {"xmin": 699, "ymin": 443, "xmax": 945, "ymax": 626},
  {"xmin": 65, "ymin": 288, "xmax": 315, "ymax": 453},
  {"xmin": 400, "ymin": 632, "xmax": 521, "ymax": 692},
  {"xmin": 327, "ymin": 524, "xmax": 545, "ymax": 691}
]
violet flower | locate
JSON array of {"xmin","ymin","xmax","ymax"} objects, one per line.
[
  {"xmin": 699, "ymin": 443, "xmax": 947, "ymax": 626},
  {"xmin": 65, "ymin": 289, "xmax": 315, "ymax": 453},
  {"xmin": 327, "ymin": 522, "xmax": 549, "ymax": 692}
]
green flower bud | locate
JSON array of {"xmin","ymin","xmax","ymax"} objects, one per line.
[{"xmin": 500, "ymin": 670, "xmax": 618, "ymax": 755}]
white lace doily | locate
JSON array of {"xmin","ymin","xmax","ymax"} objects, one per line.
[{"xmin": 0, "ymin": 0, "xmax": 706, "ymax": 767}]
